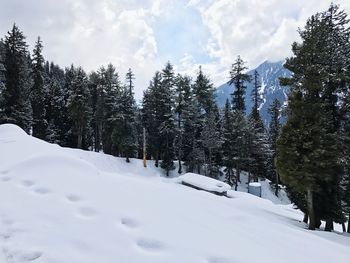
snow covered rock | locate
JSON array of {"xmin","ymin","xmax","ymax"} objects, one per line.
[{"xmin": 178, "ymin": 173, "xmax": 231, "ymax": 195}]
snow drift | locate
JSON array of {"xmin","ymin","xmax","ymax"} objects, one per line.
[{"xmin": 0, "ymin": 124, "xmax": 349, "ymax": 263}]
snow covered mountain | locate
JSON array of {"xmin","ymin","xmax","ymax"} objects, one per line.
[
  {"xmin": 216, "ymin": 61, "xmax": 291, "ymax": 124},
  {"xmin": 0, "ymin": 124, "xmax": 349, "ymax": 263}
]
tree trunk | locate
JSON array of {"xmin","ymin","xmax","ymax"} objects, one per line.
[
  {"xmin": 77, "ymin": 126, "xmax": 83, "ymax": 149},
  {"xmin": 342, "ymin": 223, "xmax": 346, "ymax": 232},
  {"xmin": 307, "ymin": 189, "xmax": 316, "ymax": 230},
  {"xmin": 325, "ymin": 220, "xmax": 333, "ymax": 232},
  {"xmin": 126, "ymin": 156, "xmax": 130, "ymax": 163},
  {"xmin": 155, "ymin": 150, "xmax": 159, "ymax": 167},
  {"xmin": 303, "ymin": 213, "xmax": 308, "ymax": 224},
  {"xmin": 275, "ymin": 172, "xmax": 279, "ymax": 196},
  {"xmin": 347, "ymin": 212, "xmax": 350, "ymax": 233},
  {"xmin": 197, "ymin": 164, "xmax": 200, "ymax": 174},
  {"xmin": 208, "ymin": 147, "xmax": 212, "ymax": 177},
  {"xmin": 235, "ymin": 165, "xmax": 239, "ymax": 191}
]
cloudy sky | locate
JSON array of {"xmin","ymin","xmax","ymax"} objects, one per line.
[{"xmin": 1, "ymin": 0, "xmax": 350, "ymax": 100}]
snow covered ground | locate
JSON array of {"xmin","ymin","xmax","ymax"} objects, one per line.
[{"xmin": 0, "ymin": 124, "xmax": 349, "ymax": 263}]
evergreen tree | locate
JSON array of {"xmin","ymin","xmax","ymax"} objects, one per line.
[
  {"xmin": 31, "ymin": 37, "xmax": 47, "ymax": 139},
  {"xmin": 44, "ymin": 62, "xmax": 66, "ymax": 144},
  {"xmin": 88, "ymin": 71, "xmax": 104, "ymax": 152},
  {"xmin": 229, "ymin": 56, "xmax": 251, "ymax": 113},
  {"xmin": 67, "ymin": 67, "xmax": 91, "ymax": 149},
  {"xmin": 277, "ymin": 92, "xmax": 341, "ymax": 230},
  {"xmin": 142, "ymin": 72, "xmax": 162, "ymax": 167},
  {"xmin": 341, "ymin": 117, "xmax": 350, "ymax": 232},
  {"xmin": 268, "ymin": 99, "xmax": 282, "ymax": 195},
  {"xmin": 222, "ymin": 99, "xmax": 235, "ymax": 185},
  {"xmin": 101, "ymin": 64, "xmax": 122, "ymax": 155},
  {"xmin": 174, "ymin": 74, "xmax": 192, "ymax": 174},
  {"xmin": 231, "ymin": 111, "xmax": 249, "ymax": 190},
  {"xmin": 159, "ymin": 62, "xmax": 176, "ymax": 176},
  {"xmin": 278, "ymin": 4, "xmax": 348, "ymax": 230},
  {"xmin": 247, "ymin": 70, "xmax": 268, "ymax": 182},
  {"xmin": 1, "ymin": 24, "xmax": 32, "ymax": 132},
  {"xmin": 112, "ymin": 71, "xmax": 137, "ymax": 162},
  {"xmin": 0, "ymin": 40, "xmax": 5, "ymax": 115},
  {"xmin": 201, "ymin": 110, "xmax": 222, "ymax": 178},
  {"xmin": 192, "ymin": 66, "xmax": 216, "ymax": 114}
]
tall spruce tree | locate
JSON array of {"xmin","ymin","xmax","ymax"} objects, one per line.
[
  {"xmin": 0, "ymin": 40, "xmax": 5, "ymax": 115},
  {"xmin": 174, "ymin": 74, "xmax": 192, "ymax": 174},
  {"xmin": 248, "ymin": 70, "xmax": 268, "ymax": 182},
  {"xmin": 268, "ymin": 99, "xmax": 282, "ymax": 195},
  {"xmin": 2, "ymin": 24, "xmax": 32, "ymax": 132},
  {"xmin": 142, "ymin": 72, "xmax": 162, "ymax": 167},
  {"xmin": 278, "ymin": 4, "xmax": 348, "ymax": 230},
  {"xmin": 112, "ymin": 71, "xmax": 137, "ymax": 162},
  {"xmin": 192, "ymin": 66, "xmax": 216, "ymax": 114},
  {"xmin": 201, "ymin": 109, "xmax": 222, "ymax": 178},
  {"xmin": 159, "ymin": 62, "xmax": 176, "ymax": 176},
  {"xmin": 229, "ymin": 56, "xmax": 251, "ymax": 113},
  {"xmin": 31, "ymin": 37, "xmax": 46, "ymax": 139},
  {"xmin": 101, "ymin": 64, "xmax": 122, "ymax": 155},
  {"xmin": 222, "ymin": 99, "xmax": 235, "ymax": 185},
  {"xmin": 67, "ymin": 67, "xmax": 91, "ymax": 149}
]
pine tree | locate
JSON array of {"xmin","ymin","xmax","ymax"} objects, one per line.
[
  {"xmin": 142, "ymin": 72, "xmax": 162, "ymax": 167},
  {"xmin": 277, "ymin": 91, "xmax": 341, "ymax": 230},
  {"xmin": 247, "ymin": 70, "xmax": 268, "ymax": 182},
  {"xmin": 278, "ymin": 4, "xmax": 348, "ymax": 230},
  {"xmin": 67, "ymin": 67, "xmax": 91, "ymax": 149},
  {"xmin": 222, "ymin": 99, "xmax": 235, "ymax": 185},
  {"xmin": 1, "ymin": 24, "xmax": 33, "ymax": 132},
  {"xmin": 31, "ymin": 37, "xmax": 47, "ymax": 139},
  {"xmin": 88, "ymin": 71, "xmax": 104, "ymax": 152},
  {"xmin": 342, "ymin": 117, "xmax": 350, "ymax": 232},
  {"xmin": 229, "ymin": 56, "xmax": 251, "ymax": 113},
  {"xmin": 0, "ymin": 40, "xmax": 5, "ymax": 115},
  {"xmin": 192, "ymin": 66, "xmax": 216, "ymax": 114},
  {"xmin": 101, "ymin": 64, "xmax": 122, "ymax": 155},
  {"xmin": 174, "ymin": 74, "xmax": 192, "ymax": 174},
  {"xmin": 159, "ymin": 62, "xmax": 176, "ymax": 176},
  {"xmin": 268, "ymin": 99, "xmax": 282, "ymax": 195},
  {"xmin": 44, "ymin": 62, "xmax": 66, "ymax": 144},
  {"xmin": 201, "ymin": 110, "xmax": 222, "ymax": 178},
  {"xmin": 112, "ymin": 70, "xmax": 137, "ymax": 162},
  {"xmin": 231, "ymin": 111, "xmax": 249, "ymax": 190}
]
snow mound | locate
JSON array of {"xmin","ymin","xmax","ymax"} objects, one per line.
[
  {"xmin": 3, "ymin": 153, "xmax": 100, "ymax": 178},
  {"xmin": 178, "ymin": 173, "xmax": 231, "ymax": 194},
  {"xmin": 0, "ymin": 123, "xmax": 27, "ymax": 138}
]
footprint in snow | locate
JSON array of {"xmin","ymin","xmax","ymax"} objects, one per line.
[
  {"xmin": 77, "ymin": 207, "xmax": 97, "ymax": 218},
  {"xmin": 3, "ymin": 248, "xmax": 42, "ymax": 262},
  {"xmin": 136, "ymin": 238, "xmax": 165, "ymax": 253},
  {"xmin": 21, "ymin": 180, "xmax": 35, "ymax": 187},
  {"xmin": 120, "ymin": 217, "xmax": 138, "ymax": 229},
  {"xmin": 0, "ymin": 176, "xmax": 11, "ymax": 182},
  {"xmin": 33, "ymin": 187, "xmax": 51, "ymax": 195},
  {"xmin": 66, "ymin": 194, "xmax": 82, "ymax": 203}
]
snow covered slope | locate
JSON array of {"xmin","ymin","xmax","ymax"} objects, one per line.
[{"xmin": 0, "ymin": 124, "xmax": 349, "ymax": 263}]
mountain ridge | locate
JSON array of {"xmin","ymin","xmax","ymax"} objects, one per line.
[{"xmin": 215, "ymin": 60, "xmax": 291, "ymax": 125}]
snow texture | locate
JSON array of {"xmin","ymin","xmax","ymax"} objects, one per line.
[{"xmin": 0, "ymin": 124, "xmax": 349, "ymax": 263}]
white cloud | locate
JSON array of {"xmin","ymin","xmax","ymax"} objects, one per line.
[{"xmin": 1, "ymin": 0, "xmax": 350, "ymax": 99}]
